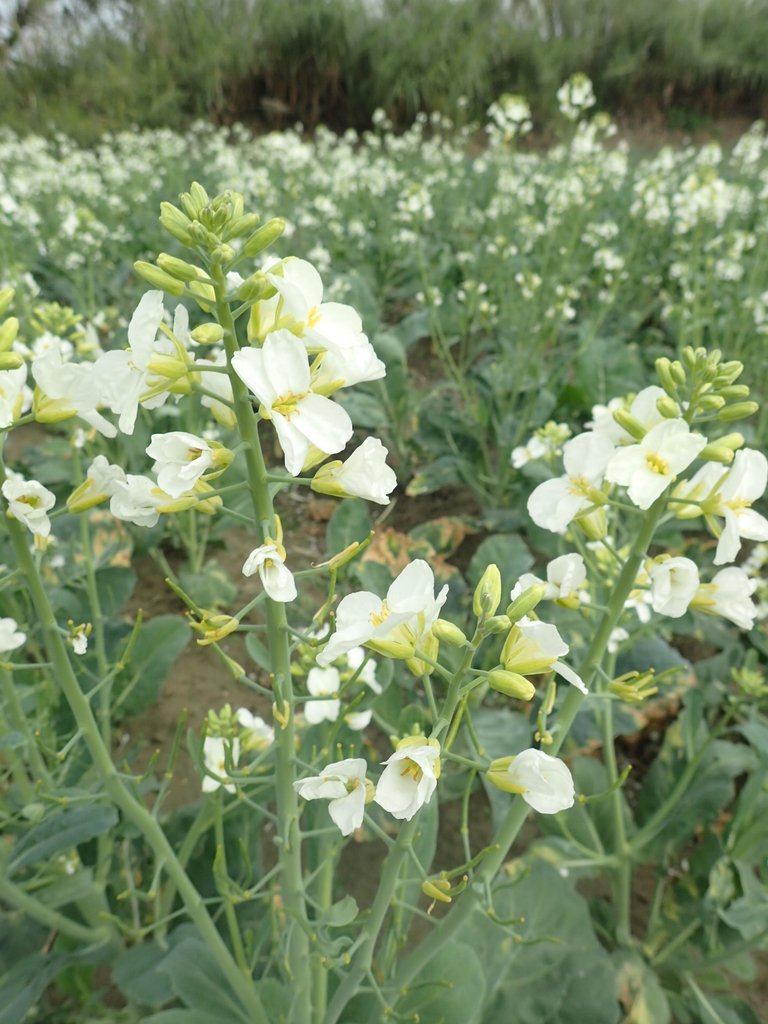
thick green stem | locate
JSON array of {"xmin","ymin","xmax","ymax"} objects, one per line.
[
  {"xmin": 324, "ymin": 643, "xmax": 478, "ymax": 1024},
  {"xmin": 212, "ymin": 265, "xmax": 311, "ymax": 1022},
  {"xmin": 388, "ymin": 494, "xmax": 669, "ymax": 998},
  {"xmin": 4, "ymin": 516, "xmax": 269, "ymax": 1024},
  {"xmin": 0, "ymin": 873, "xmax": 108, "ymax": 945},
  {"xmin": 600, "ymin": 690, "xmax": 632, "ymax": 943}
]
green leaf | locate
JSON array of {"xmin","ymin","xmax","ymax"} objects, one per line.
[
  {"xmin": 0, "ymin": 732, "xmax": 24, "ymax": 750},
  {"xmin": 178, "ymin": 560, "xmax": 237, "ymax": 609},
  {"xmin": 9, "ymin": 805, "xmax": 118, "ymax": 873},
  {"xmin": 323, "ymin": 895, "xmax": 359, "ymax": 927},
  {"xmin": 396, "ymin": 940, "xmax": 486, "ymax": 1024},
  {"xmin": 113, "ymin": 614, "xmax": 191, "ymax": 717},
  {"xmin": 468, "ymin": 533, "xmax": 533, "ymax": 598},
  {"xmin": 613, "ymin": 953, "xmax": 671, "ymax": 1024},
  {"xmin": 245, "ymin": 632, "xmax": 272, "ymax": 673},
  {"xmin": 325, "ymin": 499, "xmax": 371, "ymax": 560},
  {"xmin": 144, "ymin": 1013, "xmax": 219, "ymax": 1024},
  {"xmin": 462, "ymin": 861, "xmax": 620, "ymax": 1024},
  {"xmin": 159, "ymin": 937, "xmax": 251, "ymax": 1023}
]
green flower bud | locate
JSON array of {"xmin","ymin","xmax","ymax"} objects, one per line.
[
  {"xmin": 506, "ymin": 584, "xmax": 547, "ymax": 623},
  {"xmin": 473, "ymin": 564, "xmax": 502, "ymax": 618},
  {"xmin": 236, "ymin": 272, "xmax": 277, "ymax": 302},
  {"xmin": 655, "ymin": 357, "xmax": 678, "ymax": 394},
  {"xmin": 698, "ymin": 394, "xmax": 726, "ymax": 412},
  {"xmin": 669, "ymin": 360, "xmax": 686, "ymax": 386},
  {"xmin": 574, "ymin": 507, "xmax": 607, "ymax": 542},
  {"xmin": 225, "ymin": 212, "xmax": 260, "ymax": 240},
  {"xmin": 487, "ymin": 669, "xmax": 535, "ymax": 701},
  {"xmin": 0, "ymin": 351, "xmax": 24, "ymax": 370},
  {"xmin": 482, "ymin": 614, "xmax": 512, "ymax": 635},
  {"xmin": 718, "ymin": 401, "xmax": 759, "ymax": 422},
  {"xmin": 656, "ymin": 395, "xmax": 680, "ymax": 419},
  {"xmin": 0, "ymin": 317, "xmax": 19, "ymax": 351},
  {"xmin": 718, "ymin": 384, "xmax": 750, "ymax": 400},
  {"xmin": 612, "ymin": 409, "xmax": 646, "ymax": 440},
  {"xmin": 431, "ymin": 619, "xmax": 468, "ymax": 647},
  {"xmin": 0, "ymin": 288, "xmax": 14, "ymax": 318},
  {"xmin": 156, "ymin": 253, "xmax": 205, "ymax": 283},
  {"xmin": 241, "ymin": 218, "xmax": 286, "ymax": 258},
  {"xmin": 159, "ymin": 202, "xmax": 194, "ymax": 245},
  {"xmin": 715, "ymin": 361, "xmax": 743, "ymax": 385},
  {"xmin": 134, "ymin": 261, "xmax": 186, "ymax": 297},
  {"xmin": 486, "ymin": 756, "xmax": 523, "ymax": 795},
  {"xmin": 190, "ymin": 323, "xmax": 225, "ymax": 345},
  {"xmin": 210, "ymin": 243, "xmax": 236, "ymax": 266}
]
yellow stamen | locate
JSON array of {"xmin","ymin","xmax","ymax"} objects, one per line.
[
  {"xmin": 369, "ymin": 602, "xmax": 390, "ymax": 628},
  {"xmin": 645, "ymin": 453, "xmax": 669, "ymax": 475},
  {"xmin": 400, "ymin": 758, "xmax": 423, "ymax": 783},
  {"xmin": 272, "ymin": 390, "xmax": 306, "ymax": 419}
]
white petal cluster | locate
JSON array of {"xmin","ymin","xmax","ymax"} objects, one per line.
[
  {"xmin": 242, "ymin": 543, "xmax": 297, "ymax": 602},
  {"xmin": 317, "ymin": 560, "xmax": 448, "ymax": 666},
  {"xmin": 303, "ymin": 666, "xmax": 341, "ymax": 724},
  {"xmin": 32, "ymin": 337, "xmax": 116, "ymax": 437},
  {"xmin": 605, "ymin": 419, "xmax": 706, "ymax": 510},
  {"xmin": 502, "ymin": 617, "xmax": 587, "ymax": 693},
  {"xmin": 374, "ymin": 741, "xmax": 440, "ymax": 821},
  {"xmin": 2, "ymin": 473, "xmax": 55, "ymax": 536},
  {"xmin": 0, "ymin": 617, "xmax": 25, "ymax": 652},
  {"xmin": 146, "ymin": 431, "xmax": 215, "ymax": 498},
  {"xmin": 505, "ymin": 748, "xmax": 575, "ymax": 814},
  {"xmin": 648, "ymin": 556, "xmax": 700, "ymax": 617},
  {"xmin": 527, "ymin": 432, "xmax": 615, "ymax": 533},
  {"xmin": 294, "ymin": 758, "xmax": 368, "ymax": 836},
  {"xmin": 311, "ymin": 437, "xmax": 397, "ymax": 505},
  {"xmin": 511, "ymin": 553, "xmax": 586, "ymax": 602}
]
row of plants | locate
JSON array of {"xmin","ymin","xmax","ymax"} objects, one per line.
[
  {"xmin": 0, "ymin": 87, "xmax": 766, "ymax": 1021},
  {"xmin": 3, "ymin": 0, "xmax": 768, "ymax": 141}
]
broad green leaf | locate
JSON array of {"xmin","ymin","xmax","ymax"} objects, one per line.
[
  {"xmin": 178, "ymin": 560, "xmax": 237, "ymax": 609},
  {"xmin": 613, "ymin": 953, "xmax": 671, "ymax": 1024},
  {"xmin": 462, "ymin": 861, "xmax": 620, "ymax": 1024},
  {"xmin": 396, "ymin": 940, "xmax": 486, "ymax": 1024},
  {"xmin": 159, "ymin": 937, "xmax": 251, "ymax": 1023},
  {"xmin": 113, "ymin": 614, "xmax": 191, "ymax": 716},
  {"xmin": 9, "ymin": 805, "xmax": 118, "ymax": 873}
]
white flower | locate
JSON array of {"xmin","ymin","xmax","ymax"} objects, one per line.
[
  {"xmin": 32, "ymin": 338, "xmax": 116, "ymax": 437},
  {"xmin": 242, "ymin": 543, "xmax": 297, "ymax": 602},
  {"xmin": 232, "ymin": 331, "xmax": 353, "ymax": 475},
  {"xmin": 109, "ymin": 474, "xmax": 168, "ymax": 528},
  {"xmin": 605, "ymin": 419, "xmax": 707, "ymax": 510},
  {"xmin": 2, "ymin": 474, "xmax": 55, "ymax": 536},
  {"xmin": 304, "ymin": 666, "xmax": 341, "ymax": 724},
  {"xmin": 527, "ymin": 432, "xmax": 615, "ymax": 533},
  {"xmin": 236, "ymin": 709, "xmax": 274, "ymax": 751},
  {"xmin": 311, "ymin": 437, "xmax": 397, "ymax": 505},
  {"xmin": 590, "ymin": 387, "xmax": 666, "ymax": 445},
  {"xmin": 93, "ymin": 291, "xmax": 175, "ymax": 434},
  {"xmin": 501, "ymin": 617, "xmax": 587, "ymax": 693},
  {"xmin": 317, "ymin": 559, "xmax": 448, "ymax": 666},
  {"xmin": 344, "ymin": 710, "xmax": 373, "ymax": 731},
  {"xmin": 375, "ymin": 740, "xmax": 440, "ymax": 821},
  {"xmin": 0, "ymin": 617, "xmax": 25, "ymax": 652},
  {"xmin": 607, "ymin": 627, "xmax": 629, "ymax": 653},
  {"xmin": 294, "ymin": 757, "xmax": 368, "ymax": 836},
  {"xmin": 692, "ymin": 567, "xmax": 757, "ymax": 631},
  {"xmin": 0, "ymin": 364, "xmax": 28, "ymax": 428},
  {"xmin": 504, "ymin": 748, "xmax": 575, "ymax": 813},
  {"xmin": 71, "ymin": 629, "xmax": 88, "ymax": 655},
  {"xmin": 67, "ymin": 455, "xmax": 127, "ymax": 513},
  {"xmin": 202, "ymin": 735, "xmax": 240, "ymax": 794},
  {"xmin": 707, "ymin": 450, "xmax": 768, "ymax": 565},
  {"xmin": 511, "ymin": 553, "xmax": 586, "ymax": 602},
  {"xmin": 649, "ymin": 557, "xmax": 700, "ymax": 617},
  {"xmin": 146, "ymin": 431, "xmax": 215, "ymax": 498},
  {"xmin": 511, "ymin": 435, "xmax": 548, "ymax": 468}
]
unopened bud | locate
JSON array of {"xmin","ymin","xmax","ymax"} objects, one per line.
[
  {"xmin": 718, "ymin": 401, "xmax": 759, "ymax": 422},
  {"xmin": 210, "ymin": 243, "xmax": 236, "ymax": 266},
  {"xmin": 180, "ymin": 182, "xmax": 209, "ymax": 218},
  {"xmin": 698, "ymin": 394, "xmax": 725, "ymax": 412},
  {"xmin": 612, "ymin": 409, "xmax": 645, "ymax": 440},
  {"xmin": 236, "ymin": 272, "xmax": 276, "ymax": 302},
  {"xmin": 325, "ymin": 535, "xmax": 372, "ymax": 571},
  {"xmin": 225, "ymin": 212, "xmax": 260, "ymax": 240},
  {"xmin": 0, "ymin": 288, "xmax": 14, "ymax": 317},
  {"xmin": 0, "ymin": 316, "xmax": 19, "ymax": 351},
  {"xmin": 574, "ymin": 507, "xmax": 607, "ymax": 542},
  {"xmin": 156, "ymin": 253, "xmax": 205, "ymax": 283},
  {"xmin": 0, "ymin": 350, "xmax": 23, "ymax": 370},
  {"xmin": 655, "ymin": 357, "xmax": 678, "ymax": 394},
  {"xmin": 483, "ymin": 614, "xmax": 512, "ymax": 634},
  {"xmin": 715, "ymin": 360, "xmax": 743, "ymax": 385},
  {"xmin": 431, "ymin": 619, "xmax": 468, "ymax": 647},
  {"xmin": 473, "ymin": 564, "xmax": 502, "ymax": 618},
  {"xmin": 366, "ymin": 638, "xmax": 416, "ymax": 660},
  {"xmin": 190, "ymin": 323, "xmax": 225, "ymax": 345},
  {"xmin": 159, "ymin": 202, "xmax": 194, "ymax": 245},
  {"xmin": 134, "ymin": 261, "xmax": 186, "ymax": 297},
  {"xmin": 506, "ymin": 583, "xmax": 547, "ymax": 623},
  {"xmin": 698, "ymin": 443, "xmax": 734, "ymax": 465},
  {"xmin": 241, "ymin": 218, "xmax": 286, "ymax": 259},
  {"xmin": 656, "ymin": 395, "xmax": 680, "ymax": 419},
  {"xmin": 487, "ymin": 669, "xmax": 535, "ymax": 701},
  {"xmin": 406, "ymin": 631, "xmax": 439, "ymax": 677},
  {"xmin": 718, "ymin": 384, "xmax": 750, "ymax": 400}
]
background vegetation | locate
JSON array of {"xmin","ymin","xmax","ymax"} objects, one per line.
[{"xmin": 2, "ymin": 0, "xmax": 768, "ymax": 143}]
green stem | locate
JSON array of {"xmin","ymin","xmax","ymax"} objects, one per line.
[
  {"xmin": 214, "ymin": 791, "xmax": 250, "ymax": 974},
  {"xmin": 4, "ymin": 515, "xmax": 269, "ymax": 1024},
  {"xmin": 387, "ymin": 494, "xmax": 669, "ymax": 999},
  {"xmin": 311, "ymin": 830, "xmax": 336, "ymax": 1024},
  {"xmin": 212, "ymin": 265, "xmax": 311, "ymax": 1022},
  {"xmin": 0, "ymin": 666, "xmax": 49, "ymax": 789},
  {"xmin": 600, "ymin": 687, "xmax": 631, "ymax": 944},
  {"xmin": 0, "ymin": 873, "xmax": 109, "ymax": 945}
]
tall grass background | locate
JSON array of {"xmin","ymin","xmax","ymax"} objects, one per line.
[{"xmin": 2, "ymin": 0, "xmax": 767, "ymax": 142}]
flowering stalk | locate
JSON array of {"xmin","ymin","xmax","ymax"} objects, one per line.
[
  {"xmin": 211, "ymin": 264, "xmax": 312, "ymax": 1021},
  {"xmin": 387, "ymin": 493, "xmax": 668, "ymax": 1000},
  {"xmin": 2, "ymin": 509, "xmax": 270, "ymax": 1024}
]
